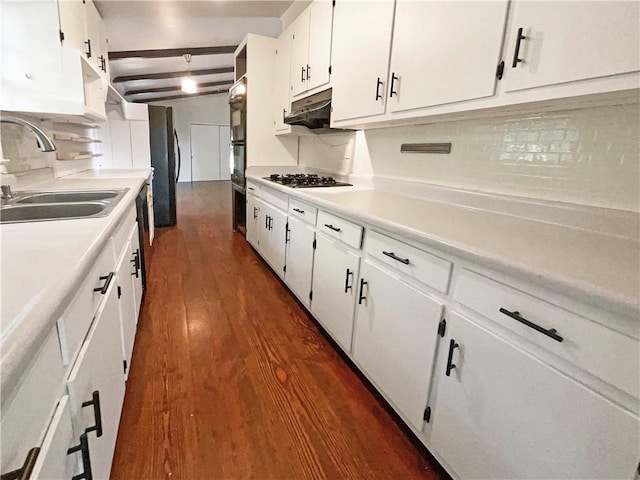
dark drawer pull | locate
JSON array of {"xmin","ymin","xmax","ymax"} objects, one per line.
[
  {"xmin": 82, "ymin": 390, "xmax": 103, "ymax": 437},
  {"xmin": 293, "ymin": 208, "xmax": 305, "ymax": 214},
  {"xmin": 358, "ymin": 278, "xmax": 368, "ymax": 304},
  {"xmin": 511, "ymin": 27, "xmax": 527, "ymax": 68},
  {"xmin": 93, "ymin": 272, "xmax": 113, "ymax": 295},
  {"xmin": 248, "ymin": 186, "xmax": 255, "ymax": 191},
  {"xmin": 131, "ymin": 250, "xmax": 140, "ymax": 278},
  {"xmin": 1, "ymin": 447, "xmax": 40, "ymax": 480},
  {"xmin": 324, "ymin": 223, "xmax": 341, "ymax": 232},
  {"xmin": 445, "ymin": 339, "xmax": 459, "ymax": 376},
  {"xmin": 68, "ymin": 433, "xmax": 93, "ymax": 480},
  {"xmin": 344, "ymin": 268, "xmax": 353, "ymax": 293},
  {"xmin": 499, "ymin": 308, "xmax": 563, "ymax": 342},
  {"xmin": 382, "ymin": 251, "xmax": 410, "ymax": 265}
]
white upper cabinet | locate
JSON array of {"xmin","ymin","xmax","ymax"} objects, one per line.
[
  {"xmin": 387, "ymin": 0, "xmax": 508, "ymax": 112},
  {"xmin": 290, "ymin": 0, "xmax": 334, "ymax": 98},
  {"xmin": 330, "ymin": 0, "xmax": 395, "ymax": 122},
  {"xmin": 503, "ymin": 1, "xmax": 640, "ymax": 93},
  {"xmin": 274, "ymin": 25, "xmax": 294, "ymax": 133},
  {"xmin": 57, "ymin": 0, "xmax": 86, "ymax": 53}
]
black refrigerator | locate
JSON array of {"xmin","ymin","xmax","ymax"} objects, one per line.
[{"xmin": 148, "ymin": 105, "xmax": 180, "ymax": 227}]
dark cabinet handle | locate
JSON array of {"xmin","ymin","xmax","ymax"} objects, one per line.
[
  {"xmin": 382, "ymin": 251, "xmax": 410, "ymax": 265},
  {"xmin": 248, "ymin": 186, "xmax": 255, "ymax": 191},
  {"xmin": 0, "ymin": 447, "xmax": 40, "ymax": 480},
  {"xmin": 253, "ymin": 206, "xmax": 258, "ymax": 219},
  {"xmin": 84, "ymin": 38, "xmax": 92, "ymax": 58},
  {"xmin": 375, "ymin": 77, "xmax": 383, "ymax": 101},
  {"xmin": 282, "ymin": 108, "xmax": 286, "ymax": 121},
  {"xmin": 324, "ymin": 223, "xmax": 341, "ymax": 232},
  {"xmin": 389, "ymin": 73, "xmax": 399, "ymax": 97},
  {"xmin": 293, "ymin": 208, "xmax": 305, "ymax": 214},
  {"xmin": 511, "ymin": 27, "xmax": 527, "ymax": 68},
  {"xmin": 358, "ymin": 278, "xmax": 368, "ymax": 304},
  {"xmin": 93, "ymin": 272, "xmax": 113, "ymax": 294},
  {"xmin": 131, "ymin": 250, "xmax": 140, "ymax": 278},
  {"xmin": 499, "ymin": 308, "xmax": 563, "ymax": 342},
  {"xmin": 301, "ymin": 66, "xmax": 306, "ymax": 82},
  {"xmin": 268, "ymin": 216, "xmax": 273, "ymax": 231},
  {"xmin": 306, "ymin": 64, "xmax": 310, "ymax": 80},
  {"xmin": 265, "ymin": 215, "xmax": 269, "ymax": 229},
  {"xmin": 445, "ymin": 339, "xmax": 459, "ymax": 376},
  {"xmin": 82, "ymin": 390, "xmax": 103, "ymax": 438},
  {"xmin": 98, "ymin": 55, "xmax": 106, "ymax": 72},
  {"xmin": 68, "ymin": 433, "xmax": 93, "ymax": 480},
  {"xmin": 344, "ymin": 268, "xmax": 353, "ymax": 293},
  {"xmin": 285, "ymin": 222, "xmax": 290, "ymax": 243}
]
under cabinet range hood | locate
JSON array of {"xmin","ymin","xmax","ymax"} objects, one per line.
[{"xmin": 284, "ymin": 89, "xmax": 351, "ymax": 133}]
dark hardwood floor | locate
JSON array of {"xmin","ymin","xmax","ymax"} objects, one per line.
[{"xmin": 111, "ymin": 181, "xmax": 448, "ymax": 480}]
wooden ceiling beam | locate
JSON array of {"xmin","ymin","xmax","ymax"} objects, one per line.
[
  {"xmin": 133, "ymin": 89, "xmax": 230, "ymax": 103},
  {"xmin": 113, "ymin": 66, "xmax": 234, "ymax": 83},
  {"xmin": 124, "ymin": 80, "xmax": 232, "ymax": 96},
  {"xmin": 109, "ymin": 45, "xmax": 238, "ymax": 60}
]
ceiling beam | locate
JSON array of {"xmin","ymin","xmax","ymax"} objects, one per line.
[
  {"xmin": 109, "ymin": 45, "xmax": 238, "ymax": 60},
  {"xmin": 113, "ymin": 66, "xmax": 234, "ymax": 83},
  {"xmin": 124, "ymin": 80, "xmax": 233, "ymax": 96},
  {"xmin": 134, "ymin": 89, "xmax": 230, "ymax": 103}
]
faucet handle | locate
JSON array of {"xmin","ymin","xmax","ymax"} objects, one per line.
[{"xmin": 1, "ymin": 184, "xmax": 14, "ymax": 200}]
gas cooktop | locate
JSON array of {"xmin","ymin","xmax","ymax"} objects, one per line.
[{"xmin": 264, "ymin": 173, "xmax": 352, "ymax": 188}]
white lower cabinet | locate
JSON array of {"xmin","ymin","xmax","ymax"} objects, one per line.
[
  {"xmin": 129, "ymin": 224, "xmax": 143, "ymax": 320},
  {"xmin": 284, "ymin": 216, "xmax": 315, "ymax": 307},
  {"xmin": 430, "ymin": 311, "xmax": 640, "ymax": 480},
  {"xmin": 116, "ymin": 237, "xmax": 137, "ymax": 379},
  {"xmin": 246, "ymin": 194, "xmax": 261, "ymax": 248},
  {"xmin": 66, "ymin": 278, "xmax": 126, "ymax": 480},
  {"xmin": 352, "ymin": 260, "xmax": 444, "ymax": 431},
  {"xmin": 30, "ymin": 396, "xmax": 79, "ymax": 480},
  {"xmin": 258, "ymin": 202, "xmax": 288, "ymax": 277},
  {"xmin": 310, "ymin": 233, "xmax": 361, "ymax": 352}
]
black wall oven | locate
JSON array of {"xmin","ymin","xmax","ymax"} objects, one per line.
[{"xmin": 229, "ymin": 77, "xmax": 247, "ymax": 188}]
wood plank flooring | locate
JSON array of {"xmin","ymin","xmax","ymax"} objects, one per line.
[{"xmin": 110, "ymin": 181, "xmax": 448, "ymax": 480}]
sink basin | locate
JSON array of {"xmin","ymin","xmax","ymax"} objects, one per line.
[
  {"xmin": 16, "ymin": 191, "xmax": 120, "ymax": 204},
  {"xmin": 1, "ymin": 203, "xmax": 108, "ymax": 223}
]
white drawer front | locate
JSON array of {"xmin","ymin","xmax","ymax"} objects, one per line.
[
  {"xmin": 246, "ymin": 180, "xmax": 260, "ymax": 197},
  {"xmin": 288, "ymin": 199, "xmax": 318, "ymax": 226},
  {"xmin": 317, "ymin": 211, "xmax": 363, "ymax": 249},
  {"xmin": 454, "ymin": 269, "xmax": 640, "ymax": 399},
  {"xmin": 365, "ymin": 230, "xmax": 452, "ymax": 293},
  {"xmin": 260, "ymin": 185, "xmax": 288, "ymax": 212}
]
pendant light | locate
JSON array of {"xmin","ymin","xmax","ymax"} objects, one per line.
[{"xmin": 181, "ymin": 54, "xmax": 198, "ymax": 94}]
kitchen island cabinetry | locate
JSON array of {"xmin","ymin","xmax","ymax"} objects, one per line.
[{"xmin": 430, "ymin": 311, "xmax": 640, "ymax": 479}]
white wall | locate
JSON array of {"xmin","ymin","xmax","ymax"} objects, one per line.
[
  {"xmin": 151, "ymin": 93, "xmax": 230, "ymax": 182},
  {"xmin": 299, "ymin": 104, "xmax": 640, "ymax": 212}
]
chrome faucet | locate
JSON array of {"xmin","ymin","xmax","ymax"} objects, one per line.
[{"xmin": 0, "ymin": 115, "xmax": 56, "ymax": 152}]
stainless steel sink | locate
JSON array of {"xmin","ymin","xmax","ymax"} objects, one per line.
[
  {"xmin": 16, "ymin": 190, "xmax": 120, "ymax": 204},
  {"xmin": 0, "ymin": 188, "xmax": 129, "ymax": 224}
]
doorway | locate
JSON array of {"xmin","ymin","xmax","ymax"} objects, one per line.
[{"xmin": 190, "ymin": 124, "xmax": 231, "ymax": 182}]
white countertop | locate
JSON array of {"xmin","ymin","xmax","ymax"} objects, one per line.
[
  {"xmin": 1, "ymin": 169, "xmax": 150, "ymax": 399},
  {"xmin": 248, "ymin": 174, "xmax": 640, "ymax": 321}
]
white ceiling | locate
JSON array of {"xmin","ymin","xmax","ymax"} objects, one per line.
[{"xmin": 96, "ymin": 0, "xmax": 294, "ymax": 102}]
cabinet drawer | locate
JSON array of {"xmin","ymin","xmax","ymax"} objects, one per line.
[
  {"xmin": 260, "ymin": 185, "xmax": 288, "ymax": 212},
  {"xmin": 454, "ymin": 269, "xmax": 640, "ymax": 399},
  {"xmin": 364, "ymin": 230, "xmax": 452, "ymax": 293},
  {"xmin": 1, "ymin": 330, "xmax": 64, "ymax": 475},
  {"xmin": 288, "ymin": 199, "xmax": 317, "ymax": 226},
  {"xmin": 317, "ymin": 210, "xmax": 363, "ymax": 249},
  {"xmin": 112, "ymin": 204, "xmax": 136, "ymax": 261},
  {"xmin": 246, "ymin": 180, "xmax": 260, "ymax": 197}
]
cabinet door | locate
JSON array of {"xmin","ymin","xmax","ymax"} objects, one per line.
[
  {"xmin": 388, "ymin": 0, "xmax": 508, "ymax": 113},
  {"xmin": 284, "ymin": 216, "xmax": 315, "ymax": 307},
  {"xmin": 66, "ymin": 279, "xmax": 126, "ymax": 480},
  {"xmin": 504, "ymin": 1, "xmax": 640, "ymax": 93},
  {"xmin": 306, "ymin": 0, "xmax": 333, "ymax": 91},
  {"xmin": 30, "ymin": 396, "xmax": 78, "ymax": 480},
  {"xmin": 330, "ymin": 0, "xmax": 394, "ymax": 122},
  {"xmin": 290, "ymin": 8, "xmax": 311, "ymax": 97},
  {"xmin": 257, "ymin": 199, "xmax": 270, "ymax": 257},
  {"xmin": 129, "ymin": 223, "xmax": 143, "ymax": 319},
  {"xmin": 353, "ymin": 260, "xmax": 443, "ymax": 431},
  {"xmin": 116, "ymin": 242, "xmax": 137, "ymax": 377},
  {"xmin": 246, "ymin": 194, "xmax": 260, "ymax": 248},
  {"xmin": 311, "ymin": 234, "xmax": 360, "ymax": 352},
  {"xmin": 274, "ymin": 28, "xmax": 293, "ymax": 133},
  {"xmin": 57, "ymin": 0, "xmax": 86, "ymax": 53},
  {"xmin": 430, "ymin": 311, "xmax": 640, "ymax": 480},
  {"xmin": 264, "ymin": 206, "xmax": 288, "ymax": 278},
  {"xmin": 83, "ymin": 0, "xmax": 102, "ymax": 69}
]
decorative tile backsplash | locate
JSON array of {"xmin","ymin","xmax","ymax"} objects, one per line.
[{"xmin": 299, "ymin": 104, "xmax": 640, "ymax": 211}]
